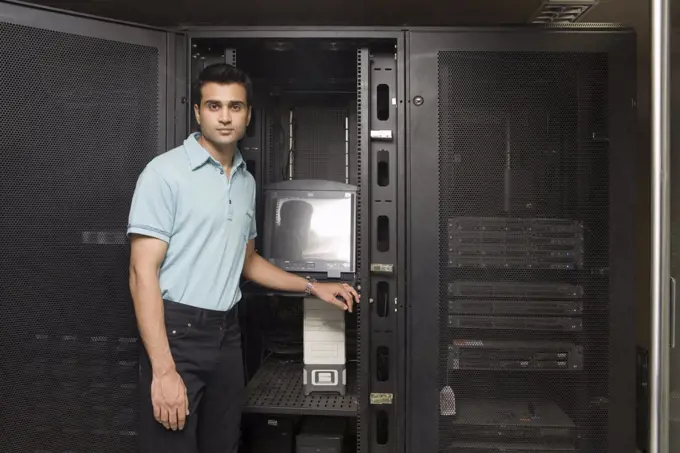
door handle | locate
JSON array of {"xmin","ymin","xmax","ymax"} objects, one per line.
[{"xmin": 671, "ymin": 276, "xmax": 676, "ymax": 348}]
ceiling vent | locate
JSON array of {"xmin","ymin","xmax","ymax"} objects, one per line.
[{"xmin": 530, "ymin": 0, "xmax": 599, "ymax": 24}]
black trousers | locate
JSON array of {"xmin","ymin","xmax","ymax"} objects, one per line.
[{"xmin": 138, "ymin": 299, "xmax": 245, "ymax": 453}]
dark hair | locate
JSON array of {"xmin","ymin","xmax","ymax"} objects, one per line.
[{"xmin": 192, "ymin": 63, "xmax": 254, "ymax": 107}]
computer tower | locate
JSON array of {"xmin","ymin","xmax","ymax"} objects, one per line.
[
  {"xmin": 303, "ymin": 296, "xmax": 347, "ymax": 396},
  {"xmin": 244, "ymin": 415, "xmax": 297, "ymax": 453},
  {"xmin": 296, "ymin": 416, "xmax": 346, "ymax": 453}
]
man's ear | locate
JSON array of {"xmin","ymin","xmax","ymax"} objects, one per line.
[
  {"xmin": 193, "ymin": 104, "xmax": 200, "ymax": 125},
  {"xmin": 247, "ymin": 105, "xmax": 252, "ymax": 126}
]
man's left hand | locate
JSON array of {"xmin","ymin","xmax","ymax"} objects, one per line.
[{"xmin": 311, "ymin": 282, "xmax": 360, "ymax": 313}]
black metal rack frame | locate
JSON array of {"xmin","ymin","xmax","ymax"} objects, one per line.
[
  {"xmin": 183, "ymin": 30, "xmax": 407, "ymax": 453},
  {"xmin": 406, "ymin": 27, "xmax": 637, "ymax": 453}
]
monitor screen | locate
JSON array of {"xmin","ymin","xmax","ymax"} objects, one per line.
[{"xmin": 263, "ymin": 180, "xmax": 357, "ymax": 279}]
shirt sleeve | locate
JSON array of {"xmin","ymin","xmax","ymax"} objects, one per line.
[
  {"xmin": 248, "ymin": 182, "xmax": 257, "ymax": 241},
  {"xmin": 127, "ymin": 166, "xmax": 175, "ymax": 243}
]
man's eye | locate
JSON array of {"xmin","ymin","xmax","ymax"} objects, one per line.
[
  {"xmin": 231, "ymin": 104, "xmax": 242, "ymax": 111},
  {"xmin": 208, "ymin": 104, "xmax": 219, "ymax": 110}
]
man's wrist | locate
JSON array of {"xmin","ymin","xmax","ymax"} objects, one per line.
[
  {"xmin": 152, "ymin": 361, "xmax": 176, "ymax": 377},
  {"xmin": 304, "ymin": 277, "xmax": 317, "ymax": 296},
  {"xmin": 150, "ymin": 353, "xmax": 176, "ymax": 377}
]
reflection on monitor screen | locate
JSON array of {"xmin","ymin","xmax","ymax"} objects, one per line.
[
  {"xmin": 262, "ymin": 180, "xmax": 357, "ymax": 279},
  {"xmin": 272, "ymin": 197, "xmax": 352, "ymax": 263}
]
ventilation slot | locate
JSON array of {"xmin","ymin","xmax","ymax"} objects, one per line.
[
  {"xmin": 377, "ymin": 83, "xmax": 390, "ymax": 121},
  {"xmin": 377, "ymin": 281, "xmax": 389, "ymax": 318},
  {"xmin": 377, "ymin": 215, "xmax": 389, "ymax": 252},
  {"xmin": 377, "ymin": 150, "xmax": 389, "ymax": 187},
  {"xmin": 376, "ymin": 410, "xmax": 389, "ymax": 445},
  {"xmin": 377, "ymin": 346, "xmax": 389, "ymax": 381}
]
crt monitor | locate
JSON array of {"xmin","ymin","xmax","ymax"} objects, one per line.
[{"xmin": 262, "ymin": 179, "xmax": 357, "ymax": 280}]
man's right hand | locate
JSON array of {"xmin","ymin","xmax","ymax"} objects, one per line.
[{"xmin": 151, "ymin": 369, "xmax": 189, "ymax": 431}]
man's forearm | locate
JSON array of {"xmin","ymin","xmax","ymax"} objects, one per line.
[
  {"xmin": 129, "ymin": 266, "xmax": 175, "ymax": 375},
  {"xmin": 242, "ymin": 252, "xmax": 309, "ymax": 293}
]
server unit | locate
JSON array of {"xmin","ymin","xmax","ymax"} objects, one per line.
[{"xmin": 407, "ymin": 27, "xmax": 637, "ymax": 453}]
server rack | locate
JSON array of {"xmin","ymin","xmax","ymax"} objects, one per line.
[
  {"xmin": 406, "ymin": 27, "xmax": 637, "ymax": 453},
  {"xmin": 0, "ymin": 3, "xmax": 174, "ymax": 452},
  {"xmin": 180, "ymin": 30, "xmax": 408, "ymax": 453}
]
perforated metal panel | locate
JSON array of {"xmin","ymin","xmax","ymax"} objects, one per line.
[
  {"xmin": 0, "ymin": 19, "xmax": 161, "ymax": 453},
  {"xmin": 293, "ymin": 106, "xmax": 349, "ymax": 183},
  {"xmin": 437, "ymin": 51, "xmax": 609, "ymax": 452}
]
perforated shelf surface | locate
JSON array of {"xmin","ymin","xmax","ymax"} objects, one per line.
[{"xmin": 244, "ymin": 357, "xmax": 357, "ymax": 416}]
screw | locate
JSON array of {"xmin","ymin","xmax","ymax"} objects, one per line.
[{"xmin": 413, "ymin": 96, "xmax": 424, "ymax": 106}]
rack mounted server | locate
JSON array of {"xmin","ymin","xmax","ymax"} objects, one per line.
[
  {"xmin": 447, "ymin": 217, "xmax": 584, "ymax": 270},
  {"xmin": 448, "ymin": 339, "xmax": 584, "ymax": 371}
]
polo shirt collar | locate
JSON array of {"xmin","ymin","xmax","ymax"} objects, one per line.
[{"xmin": 184, "ymin": 132, "xmax": 246, "ymax": 172}]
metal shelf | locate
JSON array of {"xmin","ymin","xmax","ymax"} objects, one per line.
[{"xmin": 244, "ymin": 357, "xmax": 358, "ymax": 416}]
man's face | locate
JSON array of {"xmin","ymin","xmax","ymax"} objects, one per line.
[{"xmin": 194, "ymin": 82, "xmax": 251, "ymax": 148}]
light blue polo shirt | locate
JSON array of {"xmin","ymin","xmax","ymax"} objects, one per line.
[{"xmin": 127, "ymin": 133, "xmax": 256, "ymax": 312}]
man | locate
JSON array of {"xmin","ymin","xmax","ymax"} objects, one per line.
[{"xmin": 127, "ymin": 63, "xmax": 360, "ymax": 453}]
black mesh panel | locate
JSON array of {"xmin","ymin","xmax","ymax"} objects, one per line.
[
  {"xmin": 437, "ymin": 52, "xmax": 609, "ymax": 452},
  {"xmin": 293, "ymin": 106, "xmax": 349, "ymax": 183},
  {"xmin": 0, "ymin": 22, "xmax": 160, "ymax": 452},
  {"xmin": 265, "ymin": 104, "xmax": 349, "ymax": 185}
]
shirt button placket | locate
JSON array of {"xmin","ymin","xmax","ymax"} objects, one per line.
[
  {"xmin": 228, "ymin": 171, "xmax": 234, "ymax": 220},
  {"xmin": 222, "ymin": 166, "xmax": 233, "ymax": 221}
]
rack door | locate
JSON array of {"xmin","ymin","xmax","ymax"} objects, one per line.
[
  {"xmin": 406, "ymin": 28, "xmax": 637, "ymax": 453},
  {"xmin": 0, "ymin": 3, "xmax": 175, "ymax": 451},
  {"xmin": 668, "ymin": 28, "xmax": 680, "ymax": 453}
]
